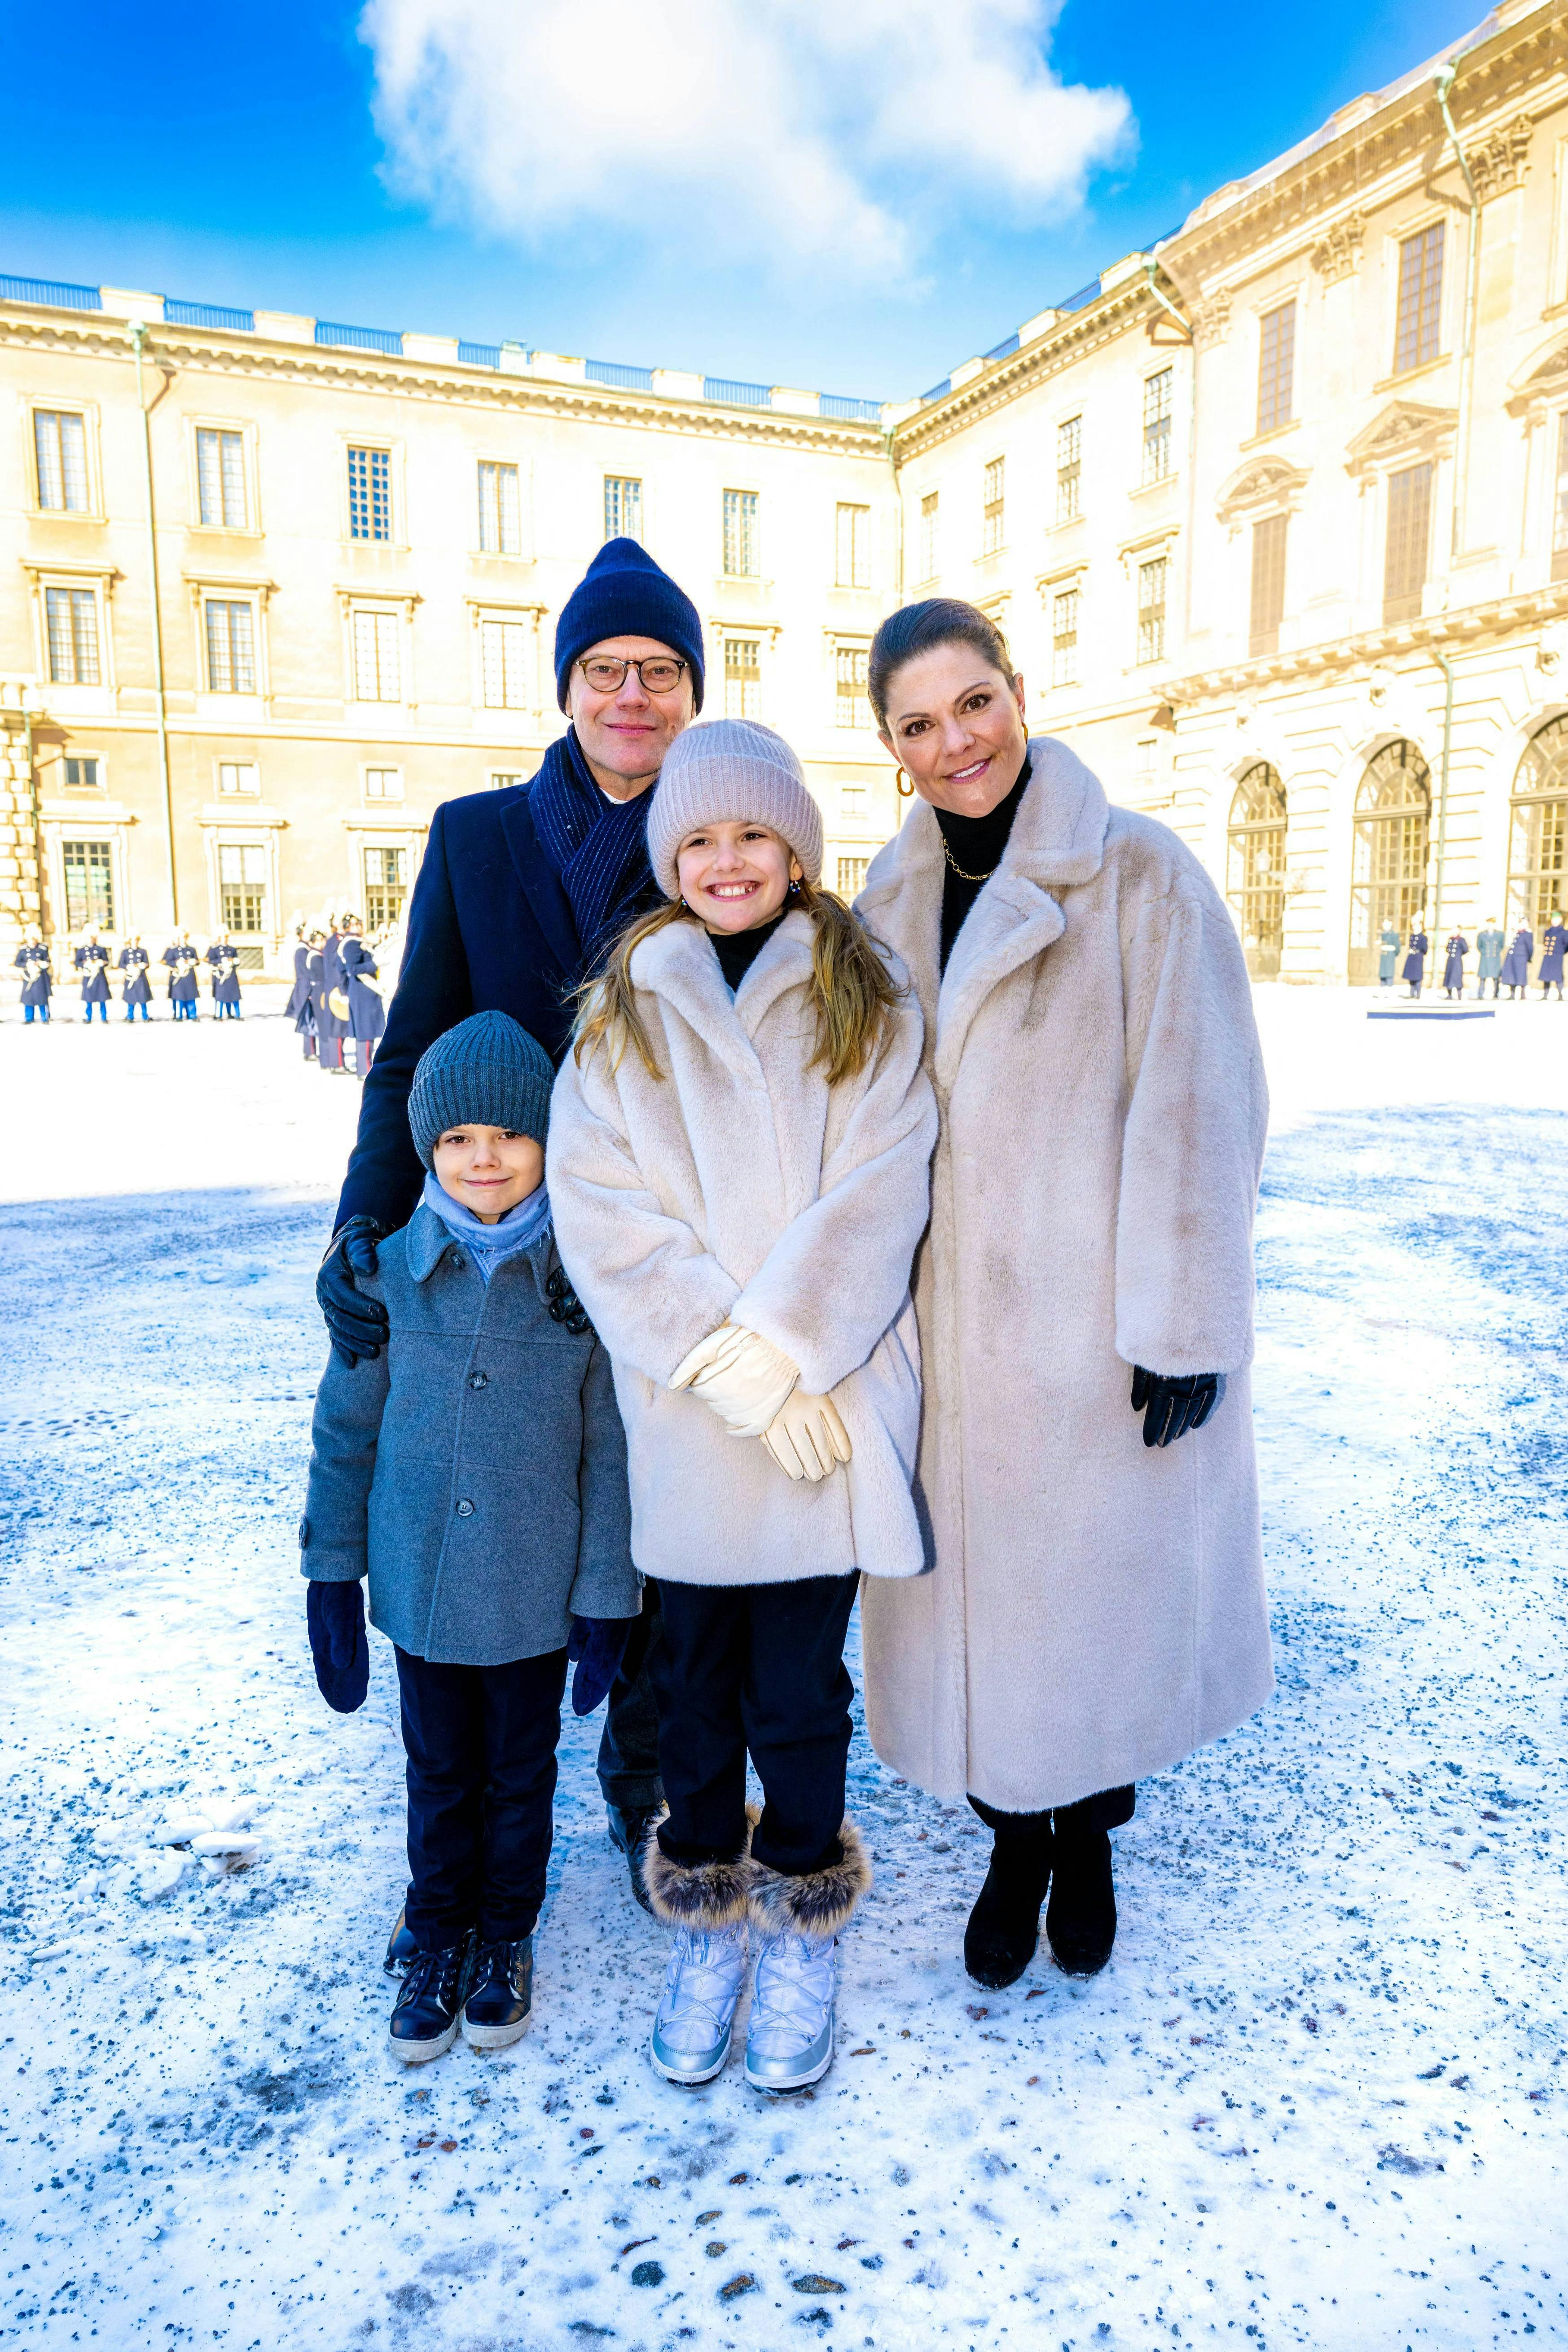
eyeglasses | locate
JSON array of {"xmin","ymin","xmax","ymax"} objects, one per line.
[{"xmin": 577, "ymin": 654, "xmax": 689, "ymax": 696}]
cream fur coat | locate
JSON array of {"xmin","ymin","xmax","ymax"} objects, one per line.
[
  {"xmin": 856, "ymin": 739, "xmax": 1273, "ymax": 1811},
  {"xmin": 546, "ymin": 911, "xmax": 938, "ymax": 1586}
]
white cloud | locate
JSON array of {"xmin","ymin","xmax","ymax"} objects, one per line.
[{"xmin": 359, "ymin": 0, "xmax": 1131, "ymax": 287}]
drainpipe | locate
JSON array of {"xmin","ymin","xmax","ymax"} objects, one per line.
[
  {"xmin": 128, "ymin": 320, "xmax": 179, "ymax": 925},
  {"xmin": 1433, "ymin": 63, "xmax": 1480, "ymax": 563},
  {"xmin": 1433, "ymin": 651, "xmax": 1456, "ymax": 946}
]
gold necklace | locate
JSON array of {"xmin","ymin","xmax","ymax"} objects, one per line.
[{"xmin": 940, "ymin": 833, "xmax": 997, "ymax": 883}]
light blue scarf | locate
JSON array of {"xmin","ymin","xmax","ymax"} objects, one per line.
[{"xmin": 421, "ymin": 1171, "xmax": 552, "ymax": 1284}]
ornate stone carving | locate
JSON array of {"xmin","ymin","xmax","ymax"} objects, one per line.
[
  {"xmin": 1310, "ymin": 211, "xmax": 1365, "ymax": 284},
  {"xmin": 1190, "ymin": 293, "xmax": 1231, "ymax": 350},
  {"xmin": 1470, "ymin": 112, "xmax": 1533, "ymax": 202},
  {"xmin": 1343, "ymin": 400, "xmax": 1457, "ymax": 478},
  {"xmin": 1216, "ymin": 456, "xmax": 1310, "ymax": 524}
]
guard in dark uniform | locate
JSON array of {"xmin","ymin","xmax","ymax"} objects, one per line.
[
  {"xmin": 1401, "ymin": 921, "xmax": 1428, "ymax": 1000},
  {"xmin": 1538, "ymin": 911, "xmax": 1565, "ymax": 1000},
  {"xmin": 1501, "ymin": 924, "xmax": 1534, "ymax": 1000},
  {"xmin": 338, "ymin": 915, "xmax": 386, "ymax": 1079},
  {"xmin": 315, "ymin": 919, "xmax": 350, "ymax": 1073},
  {"xmin": 75, "ymin": 931, "xmax": 111, "ymax": 1022},
  {"xmin": 164, "ymin": 931, "xmax": 201, "ymax": 1020},
  {"xmin": 285, "ymin": 926, "xmax": 314, "ymax": 1056},
  {"xmin": 207, "ymin": 930, "xmax": 243, "ymax": 1020},
  {"xmin": 119, "ymin": 936, "xmax": 153, "ymax": 1021},
  {"xmin": 14, "ymin": 929, "xmax": 51, "ymax": 1023},
  {"xmin": 1377, "ymin": 921, "xmax": 1401, "ymax": 986},
  {"xmin": 1441, "ymin": 933, "xmax": 1468, "ymax": 999},
  {"xmin": 1475, "ymin": 918, "xmax": 1505, "ymax": 1000}
]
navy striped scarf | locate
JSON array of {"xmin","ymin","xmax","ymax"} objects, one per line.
[{"xmin": 530, "ymin": 728, "xmax": 662, "ymax": 974}]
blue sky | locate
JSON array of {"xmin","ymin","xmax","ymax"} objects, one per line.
[{"xmin": 2, "ymin": 0, "xmax": 1484, "ymax": 399}]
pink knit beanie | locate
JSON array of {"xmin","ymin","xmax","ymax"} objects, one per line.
[{"xmin": 646, "ymin": 719, "xmax": 824, "ymax": 900}]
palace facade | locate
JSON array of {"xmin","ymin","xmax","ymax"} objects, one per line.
[{"xmin": 3, "ymin": 0, "xmax": 1566, "ymax": 988}]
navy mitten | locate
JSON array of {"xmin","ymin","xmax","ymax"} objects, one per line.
[
  {"xmin": 307, "ymin": 1579, "xmax": 369, "ymax": 1712},
  {"xmin": 567, "ymin": 1616, "xmax": 631, "ymax": 1717}
]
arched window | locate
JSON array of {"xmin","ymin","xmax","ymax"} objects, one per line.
[
  {"xmin": 1227, "ymin": 763, "xmax": 1287, "ymax": 977},
  {"xmin": 1348, "ymin": 740, "xmax": 1430, "ymax": 984},
  {"xmin": 1507, "ymin": 716, "xmax": 1568, "ymax": 933}
]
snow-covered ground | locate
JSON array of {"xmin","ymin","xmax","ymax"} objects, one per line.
[{"xmin": 1, "ymin": 991, "xmax": 1565, "ymax": 2351}]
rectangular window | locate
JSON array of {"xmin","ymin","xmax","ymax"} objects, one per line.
[
  {"xmin": 982, "ymin": 458, "xmax": 1006, "ymax": 556},
  {"xmin": 1553, "ymin": 412, "xmax": 1568, "ymax": 582},
  {"xmin": 722, "ymin": 489, "xmax": 759, "ymax": 577},
  {"xmin": 1249, "ymin": 512, "xmax": 1289, "ymax": 656},
  {"xmin": 836, "ymin": 502, "xmax": 870, "ymax": 589},
  {"xmin": 364, "ymin": 767, "xmax": 403, "ymax": 800},
  {"xmin": 1395, "ymin": 224, "xmax": 1444, "ymax": 374},
  {"xmin": 35, "ymin": 409, "xmax": 89, "ymax": 511},
  {"xmin": 196, "ymin": 428, "xmax": 247, "ymax": 528},
  {"xmin": 1137, "ymin": 557, "xmax": 1168, "ymax": 664},
  {"xmin": 1136, "ymin": 737, "xmax": 1158, "ymax": 779},
  {"xmin": 363, "ymin": 844, "xmax": 408, "ymax": 932},
  {"xmin": 352, "ymin": 608, "xmax": 401, "ymax": 701},
  {"xmin": 490, "ymin": 770, "xmax": 524, "ymax": 791},
  {"xmin": 919, "ymin": 491, "xmax": 939, "ymax": 582},
  {"xmin": 724, "ymin": 637, "xmax": 762, "ymax": 720},
  {"xmin": 64, "ymin": 756, "xmax": 100, "ymax": 790},
  {"xmin": 45, "ymin": 586, "xmax": 100, "ymax": 685},
  {"xmin": 218, "ymin": 760, "xmax": 259, "ymax": 796},
  {"xmin": 219, "ymin": 843, "xmax": 269, "ymax": 934},
  {"xmin": 61, "ymin": 838, "xmax": 114, "ymax": 932},
  {"xmin": 347, "ymin": 445, "xmax": 392, "ymax": 541},
  {"xmin": 1052, "ymin": 588, "xmax": 1080, "ymax": 688},
  {"xmin": 480, "ymin": 617, "xmax": 530, "ymax": 708},
  {"xmin": 478, "ymin": 461, "xmax": 522, "ymax": 554},
  {"xmin": 1142, "ymin": 371, "xmax": 1173, "ymax": 486},
  {"xmin": 604, "ymin": 475, "xmax": 643, "ymax": 544},
  {"xmin": 1256, "ymin": 303, "xmax": 1296, "ymax": 435},
  {"xmin": 1056, "ymin": 417, "xmax": 1082, "ymax": 523},
  {"xmin": 835, "ymin": 643, "xmax": 871, "ymax": 729},
  {"xmin": 837, "ymin": 855, "xmax": 870, "ymax": 898},
  {"xmin": 204, "ymin": 600, "xmax": 256, "ymax": 694},
  {"xmin": 1384, "ymin": 462, "xmax": 1432, "ymax": 621},
  {"xmin": 840, "ymin": 784, "xmax": 867, "ymax": 814}
]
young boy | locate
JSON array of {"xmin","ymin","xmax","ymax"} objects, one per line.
[{"xmin": 299, "ymin": 1010, "xmax": 639, "ymax": 2062}]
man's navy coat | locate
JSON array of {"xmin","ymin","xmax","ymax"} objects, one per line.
[{"xmin": 337, "ymin": 782, "xmax": 579, "ymax": 1234}]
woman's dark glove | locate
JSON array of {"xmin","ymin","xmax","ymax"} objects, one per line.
[
  {"xmin": 317, "ymin": 1216, "xmax": 388, "ymax": 1366},
  {"xmin": 567, "ymin": 1616, "xmax": 632, "ymax": 1717},
  {"xmin": 307, "ymin": 1579, "xmax": 369, "ymax": 1712},
  {"xmin": 1130, "ymin": 1366, "xmax": 1225, "ymax": 1448}
]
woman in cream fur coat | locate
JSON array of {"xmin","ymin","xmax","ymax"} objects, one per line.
[
  {"xmin": 548, "ymin": 716, "xmax": 936, "ymax": 2093},
  {"xmin": 855, "ymin": 598, "xmax": 1273, "ymax": 1995}
]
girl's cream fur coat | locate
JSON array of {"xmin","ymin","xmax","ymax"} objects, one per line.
[
  {"xmin": 546, "ymin": 911, "xmax": 938, "ymax": 1586},
  {"xmin": 855, "ymin": 739, "xmax": 1274, "ymax": 1811}
]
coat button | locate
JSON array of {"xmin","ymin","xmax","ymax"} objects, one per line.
[
  {"xmin": 455, "ymin": 1499, "xmax": 474, "ymax": 1518},
  {"xmin": 469, "ymin": 1373, "xmax": 488, "ymax": 1389},
  {"xmin": 297, "ymin": 1515, "xmax": 310, "ymax": 1546},
  {"xmin": 450, "ymin": 1252, "xmax": 466, "ymax": 1271}
]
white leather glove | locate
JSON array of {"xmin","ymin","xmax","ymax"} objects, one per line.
[
  {"xmin": 669, "ymin": 1322, "xmax": 799, "ymax": 1439},
  {"xmin": 762, "ymin": 1392, "xmax": 852, "ymax": 1483}
]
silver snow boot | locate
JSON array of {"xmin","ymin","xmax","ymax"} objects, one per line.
[
  {"xmin": 744, "ymin": 1929, "xmax": 837, "ymax": 2091},
  {"xmin": 650, "ymin": 1923, "xmax": 748, "ymax": 2084}
]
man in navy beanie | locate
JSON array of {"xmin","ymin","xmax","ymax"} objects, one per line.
[{"xmin": 317, "ymin": 536, "xmax": 705, "ymax": 1907}]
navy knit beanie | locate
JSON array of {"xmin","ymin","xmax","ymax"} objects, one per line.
[
  {"xmin": 407, "ymin": 1011, "xmax": 555, "ymax": 1169},
  {"xmin": 554, "ymin": 538, "xmax": 705, "ymax": 714}
]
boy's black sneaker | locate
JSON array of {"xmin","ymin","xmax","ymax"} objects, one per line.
[
  {"xmin": 388, "ymin": 1929, "xmax": 475, "ymax": 2063},
  {"xmin": 606, "ymin": 1805, "xmax": 662, "ymax": 1915},
  {"xmin": 463, "ymin": 1935, "xmax": 534, "ymax": 2050}
]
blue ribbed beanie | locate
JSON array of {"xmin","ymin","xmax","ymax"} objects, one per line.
[
  {"xmin": 407, "ymin": 1011, "xmax": 555, "ymax": 1168},
  {"xmin": 553, "ymin": 538, "xmax": 705, "ymax": 714}
]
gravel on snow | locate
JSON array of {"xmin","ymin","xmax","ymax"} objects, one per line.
[{"xmin": 0, "ymin": 995, "xmax": 1564, "ymax": 2350}]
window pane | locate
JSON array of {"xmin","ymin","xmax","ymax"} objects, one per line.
[
  {"xmin": 1142, "ymin": 371, "xmax": 1173, "ymax": 487},
  {"xmin": 35, "ymin": 410, "xmax": 88, "ymax": 511},
  {"xmin": 836, "ymin": 502, "xmax": 870, "ymax": 589},
  {"xmin": 348, "ymin": 446, "xmax": 392, "ymax": 541},
  {"xmin": 1052, "ymin": 588, "xmax": 1080, "ymax": 687},
  {"xmin": 198, "ymin": 427, "xmax": 247, "ymax": 527},
  {"xmin": 46, "ymin": 586, "xmax": 101, "ymax": 685},
  {"xmin": 1057, "ymin": 416, "xmax": 1082, "ymax": 523},
  {"xmin": 64, "ymin": 757, "xmax": 100, "ymax": 788},
  {"xmin": 364, "ymin": 768, "xmax": 402, "ymax": 799},
  {"xmin": 1395, "ymin": 224, "xmax": 1444, "ymax": 373},
  {"xmin": 1249, "ymin": 512, "xmax": 1288, "ymax": 654},
  {"xmin": 919, "ymin": 491, "xmax": 939, "ymax": 581},
  {"xmin": 605, "ymin": 476, "xmax": 643, "ymax": 543},
  {"xmin": 1384, "ymin": 463, "xmax": 1432, "ymax": 618},
  {"xmin": 1137, "ymin": 558, "xmax": 1167, "ymax": 664},
  {"xmin": 724, "ymin": 637, "xmax": 762, "ymax": 718},
  {"xmin": 364, "ymin": 844, "xmax": 408, "ymax": 931},
  {"xmin": 478, "ymin": 461, "xmax": 522, "ymax": 554},
  {"xmin": 353, "ymin": 609, "xmax": 401, "ymax": 700},
  {"xmin": 722, "ymin": 489, "xmax": 759, "ymax": 576},
  {"xmin": 1256, "ymin": 303, "xmax": 1296, "ymax": 435},
  {"xmin": 481, "ymin": 619, "xmax": 529, "ymax": 708},
  {"xmin": 218, "ymin": 761, "xmax": 258, "ymax": 794},
  {"xmin": 205, "ymin": 601, "xmax": 256, "ymax": 694},
  {"xmin": 983, "ymin": 458, "xmax": 1005, "ymax": 556},
  {"xmin": 62, "ymin": 839, "xmax": 114, "ymax": 931},
  {"xmin": 1553, "ymin": 412, "xmax": 1568, "ymax": 578},
  {"xmin": 835, "ymin": 642, "xmax": 871, "ymax": 728},
  {"xmin": 837, "ymin": 856, "xmax": 870, "ymax": 898}
]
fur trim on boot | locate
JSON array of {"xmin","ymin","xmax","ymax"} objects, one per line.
[
  {"xmin": 641, "ymin": 1806, "xmax": 759, "ymax": 1930},
  {"xmin": 749, "ymin": 1818, "xmax": 872, "ymax": 1940}
]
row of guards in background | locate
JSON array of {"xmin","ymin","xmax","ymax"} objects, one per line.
[
  {"xmin": 1375, "ymin": 915, "xmax": 1566, "ymax": 1003},
  {"xmin": 12, "ymin": 927, "xmax": 246, "ymax": 1023},
  {"xmin": 288, "ymin": 916, "xmax": 385, "ymax": 1079}
]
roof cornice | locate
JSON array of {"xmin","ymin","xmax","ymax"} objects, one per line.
[
  {"xmin": 1164, "ymin": 578, "xmax": 1568, "ymax": 703},
  {"xmin": 889, "ymin": 277, "xmax": 1162, "ymax": 462}
]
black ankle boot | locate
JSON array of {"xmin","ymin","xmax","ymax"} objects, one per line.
[
  {"xmin": 1045, "ymin": 1827, "xmax": 1116, "ymax": 1976},
  {"xmin": 963, "ymin": 1827, "xmax": 1054, "ymax": 1990}
]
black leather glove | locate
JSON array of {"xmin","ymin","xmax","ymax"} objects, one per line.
[
  {"xmin": 567, "ymin": 1615, "xmax": 632, "ymax": 1717},
  {"xmin": 317, "ymin": 1215, "xmax": 388, "ymax": 1366},
  {"xmin": 1130, "ymin": 1365, "xmax": 1225, "ymax": 1448},
  {"xmin": 307, "ymin": 1579, "xmax": 369, "ymax": 1713}
]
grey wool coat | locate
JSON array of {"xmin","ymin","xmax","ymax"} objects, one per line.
[
  {"xmin": 299, "ymin": 1201, "xmax": 638, "ymax": 1664},
  {"xmin": 855, "ymin": 739, "xmax": 1273, "ymax": 1812},
  {"xmin": 547, "ymin": 913, "xmax": 938, "ymax": 1587}
]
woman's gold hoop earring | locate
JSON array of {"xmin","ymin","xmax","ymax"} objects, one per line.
[{"xmin": 895, "ymin": 766, "xmax": 915, "ymax": 799}]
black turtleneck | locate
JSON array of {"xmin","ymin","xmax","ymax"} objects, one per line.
[
  {"xmin": 710, "ymin": 908, "xmax": 788, "ymax": 993},
  {"xmin": 935, "ymin": 754, "xmax": 1032, "ymax": 972}
]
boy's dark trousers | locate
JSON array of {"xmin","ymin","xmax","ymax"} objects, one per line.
[
  {"xmin": 395, "ymin": 1645, "xmax": 568, "ymax": 1951},
  {"xmin": 651, "ymin": 1571, "xmax": 859, "ymax": 1879},
  {"xmin": 596, "ymin": 1579, "xmax": 665, "ymax": 1813}
]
